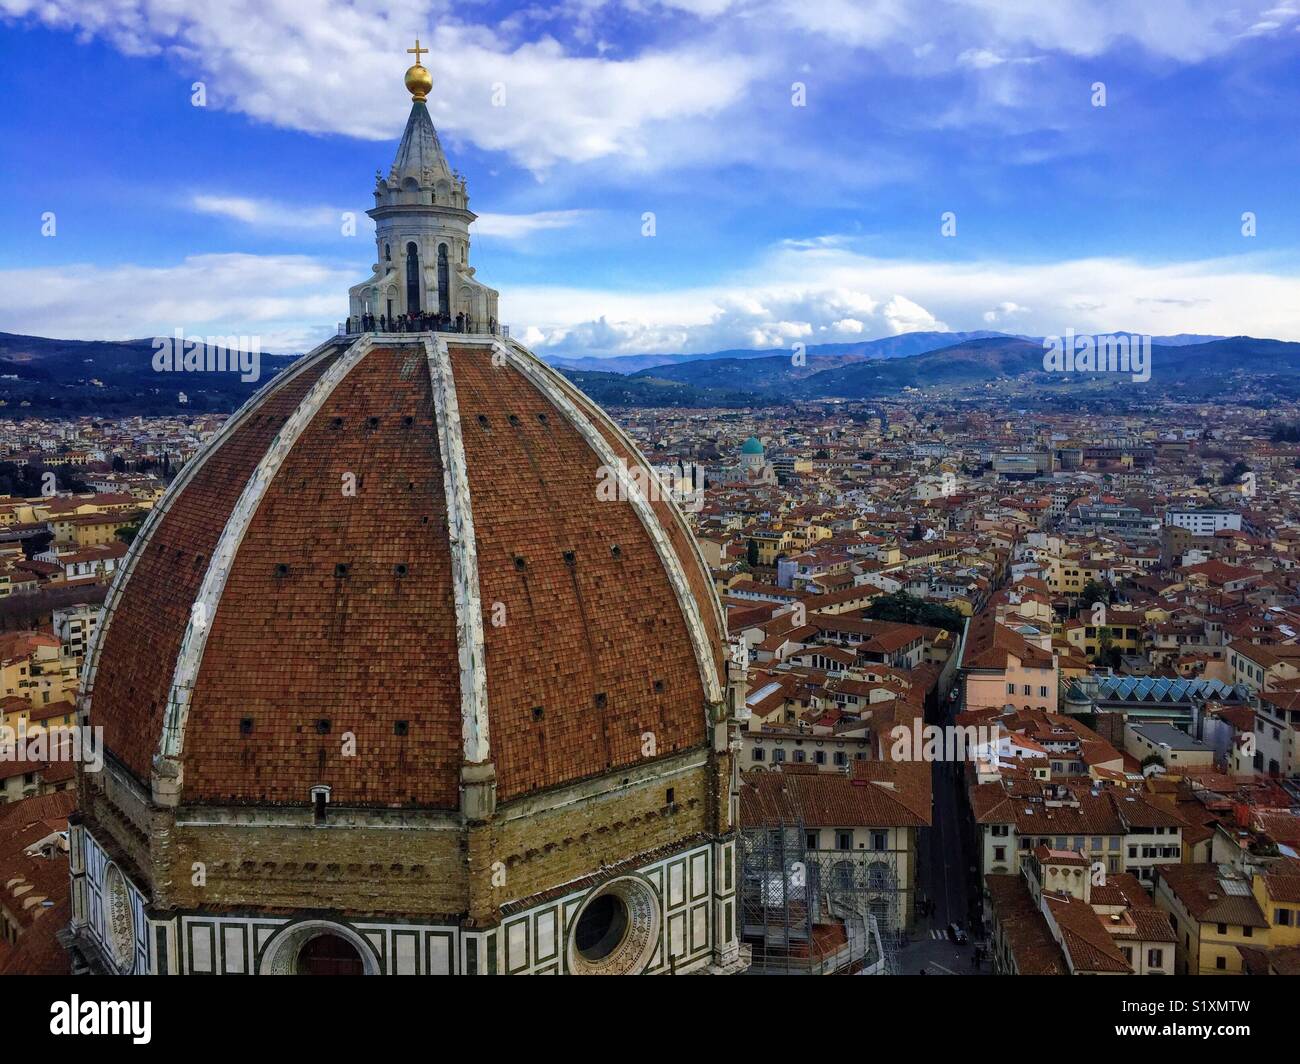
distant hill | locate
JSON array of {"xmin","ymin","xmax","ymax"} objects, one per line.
[
  {"xmin": 574, "ymin": 333, "xmax": 1299, "ymax": 406},
  {"xmin": 542, "ymin": 330, "xmax": 1225, "ymax": 375},
  {"xmin": 1143, "ymin": 334, "xmax": 1227, "ymax": 346},
  {"xmin": 555, "ymin": 368, "xmax": 764, "ymax": 408},
  {"xmin": 0, "ymin": 333, "xmax": 298, "ymax": 416},
  {"xmin": 786, "ymin": 335, "xmax": 1300, "ymax": 400},
  {"xmin": 626, "ymin": 335, "xmax": 1047, "ymax": 396},
  {"xmin": 0, "ymin": 329, "xmax": 1277, "ymax": 416},
  {"xmin": 545, "ymin": 330, "xmax": 1011, "ymax": 374},
  {"xmin": 629, "ymin": 351, "xmax": 882, "ymax": 391},
  {"xmin": 788, "ymin": 336, "xmax": 1046, "ymax": 397}
]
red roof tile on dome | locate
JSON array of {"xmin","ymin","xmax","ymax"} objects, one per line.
[
  {"xmin": 90, "ymin": 346, "xmax": 345, "ymax": 783},
  {"xmin": 87, "ymin": 338, "xmax": 724, "ymax": 809},
  {"xmin": 452, "ymin": 345, "xmax": 712, "ymax": 800},
  {"xmin": 181, "ymin": 345, "xmax": 463, "ymax": 806}
]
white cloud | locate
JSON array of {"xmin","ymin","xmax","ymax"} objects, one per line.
[
  {"xmin": 4, "ymin": 243, "xmax": 1299, "ymax": 361},
  {"xmin": 0, "ymin": 254, "xmax": 353, "ymax": 352},
  {"xmin": 1, "ymin": 1, "xmax": 761, "ymax": 173},
  {"xmin": 499, "ymin": 242, "xmax": 1300, "ymax": 355},
  {"xmin": 772, "ymin": 0, "xmax": 1271, "ymax": 61},
  {"xmin": 881, "ymin": 294, "xmax": 947, "ymax": 334},
  {"xmin": 475, "ymin": 210, "xmax": 592, "ymax": 238},
  {"xmin": 189, "ymin": 194, "xmax": 341, "ymax": 231},
  {"xmin": 956, "ymin": 49, "xmax": 1041, "ymax": 70},
  {"xmin": 3, "ymin": 0, "xmax": 1282, "ymax": 183},
  {"xmin": 953, "ymin": 0, "xmax": 1269, "ymax": 62},
  {"xmin": 983, "ymin": 301, "xmax": 1031, "ymax": 324}
]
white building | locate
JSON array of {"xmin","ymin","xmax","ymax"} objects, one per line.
[
  {"xmin": 53, "ymin": 602, "xmax": 104, "ymax": 657},
  {"xmin": 1164, "ymin": 507, "xmax": 1242, "ymax": 535},
  {"xmin": 913, "ymin": 471, "xmax": 956, "ymax": 501}
]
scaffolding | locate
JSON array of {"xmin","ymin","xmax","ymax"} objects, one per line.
[{"xmin": 739, "ymin": 819, "xmax": 907, "ymax": 975}]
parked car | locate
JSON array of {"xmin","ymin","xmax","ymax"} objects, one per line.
[{"xmin": 949, "ymin": 923, "xmax": 968, "ymax": 944}]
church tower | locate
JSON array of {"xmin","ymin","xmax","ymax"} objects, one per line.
[
  {"xmin": 67, "ymin": 42, "xmax": 748, "ymax": 977},
  {"xmin": 348, "ymin": 40, "xmax": 499, "ymax": 330}
]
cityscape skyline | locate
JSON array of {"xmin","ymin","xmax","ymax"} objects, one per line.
[{"xmin": 1, "ymin": 2, "xmax": 1300, "ymax": 1015}]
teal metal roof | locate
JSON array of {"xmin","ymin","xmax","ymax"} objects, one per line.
[{"xmin": 1069, "ymin": 675, "xmax": 1250, "ymax": 704}]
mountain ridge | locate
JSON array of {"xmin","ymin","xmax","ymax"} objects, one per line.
[
  {"xmin": 0, "ymin": 329, "xmax": 1283, "ymax": 416},
  {"xmin": 540, "ymin": 330, "xmax": 1228, "ymax": 375}
]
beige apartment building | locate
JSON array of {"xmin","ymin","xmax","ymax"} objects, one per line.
[{"xmin": 961, "ymin": 611, "xmax": 1059, "ymax": 714}]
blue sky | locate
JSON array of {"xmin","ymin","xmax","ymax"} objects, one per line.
[{"xmin": 2, "ymin": 1, "xmax": 1300, "ymax": 354}]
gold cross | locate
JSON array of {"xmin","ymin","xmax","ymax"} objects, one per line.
[{"xmin": 407, "ymin": 38, "xmax": 428, "ymax": 66}]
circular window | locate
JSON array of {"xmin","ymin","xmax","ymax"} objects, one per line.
[
  {"xmin": 567, "ymin": 876, "xmax": 660, "ymax": 975},
  {"xmin": 103, "ymin": 863, "xmax": 135, "ymax": 972},
  {"xmin": 575, "ymin": 894, "xmax": 630, "ymax": 962}
]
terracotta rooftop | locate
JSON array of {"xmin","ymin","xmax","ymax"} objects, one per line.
[
  {"xmin": 984, "ymin": 874, "xmax": 1067, "ymax": 975},
  {"xmin": 1155, "ymin": 864, "xmax": 1269, "ymax": 928},
  {"xmin": 740, "ymin": 759, "xmax": 931, "ymax": 831}
]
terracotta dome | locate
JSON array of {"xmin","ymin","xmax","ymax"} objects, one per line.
[{"xmin": 84, "ymin": 334, "xmax": 726, "ymax": 809}]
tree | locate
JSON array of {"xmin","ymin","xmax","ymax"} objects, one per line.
[
  {"xmin": 746, "ymin": 538, "xmax": 759, "ymax": 567},
  {"xmin": 1080, "ymin": 579, "xmax": 1111, "ymax": 608},
  {"xmin": 1094, "ymin": 627, "xmax": 1121, "ymax": 668},
  {"xmin": 1221, "ymin": 460, "xmax": 1251, "ymax": 486},
  {"xmin": 52, "ymin": 464, "xmax": 91, "ymax": 493},
  {"xmin": 864, "ymin": 591, "xmax": 964, "ymax": 634}
]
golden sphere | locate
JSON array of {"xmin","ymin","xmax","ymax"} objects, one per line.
[{"xmin": 404, "ymin": 63, "xmax": 432, "ymax": 101}]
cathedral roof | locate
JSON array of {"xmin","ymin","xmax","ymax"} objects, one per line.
[
  {"xmin": 388, "ymin": 100, "xmax": 454, "ymax": 188},
  {"xmin": 84, "ymin": 335, "xmax": 726, "ymax": 809},
  {"xmin": 741, "ymin": 436, "xmax": 764, "ymax": 455}
]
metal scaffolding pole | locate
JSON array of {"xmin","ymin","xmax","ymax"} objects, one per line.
[{"xmin": 740, "ymin": 816, "xmax": 908, "ymax": 975}]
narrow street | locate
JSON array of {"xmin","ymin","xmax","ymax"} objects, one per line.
[
  {"xmin": 896, "ymin": 674, "xmax": 988, "ymax": 976},
  {"xmin": 897, "ymin": 755, "xmax": 984, "ymax": 974}
]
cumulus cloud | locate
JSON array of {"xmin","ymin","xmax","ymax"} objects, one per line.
[
  {"xmin": 881, "ymin": 294, "xmax": 947, "ymax": 334},
  {"xmin": 499, "ymin": 242, "xmax": 1300, "ymax": 356},
  {"xmin": 2, "ymin": 243, "xmax": 1299, "ymax": 358},
  {"xmin": 0, "ymin": 254, "xmax": 354, "ymax": 352},
  {"xmin": 0, "ymin": 1, "xmax": 761, "ymax": 173},
  {"xmin": 983, "ymin": 300, "xmax": 1031, "ymax": 324},
  {"xmin": 2, "ymin": 0, "xmax": 1284, "ymax": 182}
]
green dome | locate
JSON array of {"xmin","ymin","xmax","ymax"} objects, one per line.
[{"xmin": 740, "ymin": 436, "xmax": 764, "ymax": 455}]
